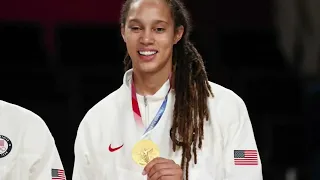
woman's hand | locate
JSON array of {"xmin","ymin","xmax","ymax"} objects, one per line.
[{"xmin": 143, "ymin": 157, "xmax": 183, "ymax": 180}]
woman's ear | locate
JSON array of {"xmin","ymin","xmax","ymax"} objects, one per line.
[
  {"xmin": 174, "ymin": 26, "xmax": 184, "ymax": 44},
  {"xmin": 121, "ymin": 23, "xmax": 126, "ymax": 43}
]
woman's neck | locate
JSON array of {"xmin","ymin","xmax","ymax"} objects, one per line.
[{"xmin": 133, "ymin": 66, "xmax": 172, "ymax": 96}]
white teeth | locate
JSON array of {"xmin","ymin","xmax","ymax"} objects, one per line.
[{"xmin": 139, "ymin": 51, "xmax": 157, "ymax": 56}]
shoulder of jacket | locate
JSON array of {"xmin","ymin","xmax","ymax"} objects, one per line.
[
  {"xmin": 0, "ymin": 100, "xmax": 53, "ymax": 141},
  {"xmin": 207, "ymin": 81, "xmax": 248, "ymax": 126},
  {"xmin": 0, "ymin": 100, "xmax": 48, "ymax": 128}
]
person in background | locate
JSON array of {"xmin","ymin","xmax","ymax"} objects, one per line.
[{"xmin": 0, "ymin": 100, "xmax": 66, "ymax": 180}]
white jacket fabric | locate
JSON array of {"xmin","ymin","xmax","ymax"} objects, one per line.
[
  {"xmin": 73, "ymin": 69, "xmax": 263, "ymax": 180},
  {"xmin": 0, "ymin": 100, "xmax": 65, "ymax": 180}
]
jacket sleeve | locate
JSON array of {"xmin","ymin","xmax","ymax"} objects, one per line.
[
  {"xmin": 25, "ymin": 119, "xmax": 66, "ymax": 180},
  {"xmin": 30, "ymin": 144, "xmax": 66, "ymax": 180},
  {"xmin": 72, "ymin": 118, "xmax": 100, "ymax": 180},
  {"xmin": 223, "ymin": 97, "xmax": 263, "ymax": 180}
]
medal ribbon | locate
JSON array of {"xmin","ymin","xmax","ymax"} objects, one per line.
[{"xmin": 131, "ymin": 75, "xmax": 171, "ymax": 136}]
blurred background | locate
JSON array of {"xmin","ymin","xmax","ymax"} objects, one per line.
[{"xmin": 0, "ymin": 0, "xmax": 319, "ymax": 179}]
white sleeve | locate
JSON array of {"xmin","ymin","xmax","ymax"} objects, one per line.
[
  {"xmin": 72, "ymin": 119, "xmax": 100, "ymax": 180},
  {"xmin": 25, "ymin": 120, "xmax": 66, "ymax": 180},
  {"xmin": 30, "ymin": 144, "xmax": 66, "ymax": 180},
  {"xmin": 223, "ymin": 97, "xmax": 263, "ymax": 180}
]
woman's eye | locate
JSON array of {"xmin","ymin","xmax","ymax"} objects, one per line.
[
  {"xmin": 130, "ymin": 27, "xmax": 141, "ymax": 32},
  {"xmin": 155, "ymin": 28, "xmax": 165, "ymax": 33}
]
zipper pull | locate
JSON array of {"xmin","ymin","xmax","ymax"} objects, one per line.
[{"xmin": 144, "ymin": 96, "xmax": 147, "ymax": 107}]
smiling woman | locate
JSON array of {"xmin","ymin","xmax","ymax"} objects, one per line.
[{"xmin": 72, "ymin": 0, "xmax": 263, "ymax": 180}]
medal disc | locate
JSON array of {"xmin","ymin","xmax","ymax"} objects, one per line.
[{"xmin": 131, "ymin": 140, "xmax": 160, "ymax": 166}]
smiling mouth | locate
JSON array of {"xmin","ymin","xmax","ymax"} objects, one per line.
[{"xmin": 138, "ymin": 50, "xmax": 158, "ymax": 56}]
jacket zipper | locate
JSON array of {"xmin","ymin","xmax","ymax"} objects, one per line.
[{"xmin": 144, "ymin": 96, "xmax": 149, "ymax": 126}]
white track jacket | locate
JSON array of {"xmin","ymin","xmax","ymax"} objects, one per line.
[
  {"xmin": 0, "ymin": 100, "xmax": 65, "ymax": 180},
  {"xmin": 73, "ymin": 69, "xmax": 263, "ymax": 180}
]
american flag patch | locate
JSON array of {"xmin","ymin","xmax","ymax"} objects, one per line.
[
  {"xmin": 234, "ymin": 150, "xmax": 258, "ymax": 165},
  {"xmin": 52, "ymin": 169, "xmax": 66, "ymax": 180}
]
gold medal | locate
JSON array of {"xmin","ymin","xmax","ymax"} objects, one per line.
[{"xmin": 131, "ymin": 139, "xmax": 160, "ymax": 166}]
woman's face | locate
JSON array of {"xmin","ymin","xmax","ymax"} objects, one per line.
[{"xmin": 121, "ymin": 0, "xmax": 184, "ymax": 74}]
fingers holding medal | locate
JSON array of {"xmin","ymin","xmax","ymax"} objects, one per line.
[
  {"xmin": 132, "ymin": 140, "xmax": 182, "ymax": 179},
  {"xmin": 142, "ymin": 157, "xmax": 183, "ymax": 180}
]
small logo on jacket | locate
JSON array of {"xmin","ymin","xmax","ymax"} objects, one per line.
[
  {"xmin": 0, "ymin": 135, "xmax": 12, "ymax": 158},
  {"xmin": 109, "ymin": 144, "xmax": 124, "ymax": 152},
  {"xmin": 52, "ymin": 168, "xmax": 66, "ymax": 180}
]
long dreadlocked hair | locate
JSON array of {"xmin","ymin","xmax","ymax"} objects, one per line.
[{"xmin": 120, "ymin": 0, "xmax": 213, "ymax": 179}]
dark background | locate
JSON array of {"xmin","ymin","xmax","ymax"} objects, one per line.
[{"xmin": 0, "ymin": 0, "xmax": 319, "ymax": 179}]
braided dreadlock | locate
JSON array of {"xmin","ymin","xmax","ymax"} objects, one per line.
[{"xmin": 120, "ymin": 0, "xmax": 213, "ymax": 179}]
